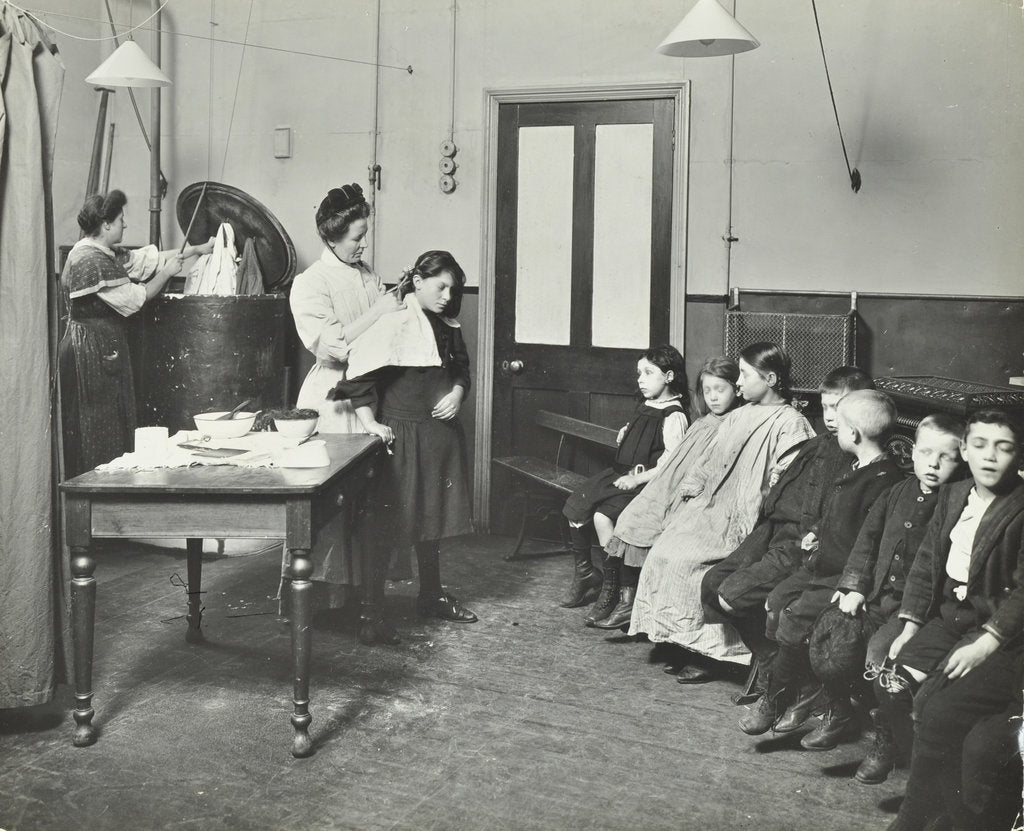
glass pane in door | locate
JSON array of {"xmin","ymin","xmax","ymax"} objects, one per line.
[
  {"xmin": 592, "ymin": 123, "xmax": 653, "ymax": 348},
  {"xmin": 515, "ymin": 125, "xmax": 574, "ymax": 345}
]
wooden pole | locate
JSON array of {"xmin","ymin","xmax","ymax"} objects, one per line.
[{"xmin": 85, "ymin": 88, "xmax": 112, "ymax": 198}]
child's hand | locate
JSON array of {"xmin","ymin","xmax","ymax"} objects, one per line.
[
  {"xmin": 613, "ymin": 474, "xmax": 640, "ymax": 490},
  {"xmin": 800, "ymin": 532, "xmax": 819, "ymax": 552},
  {"xmin": 365, "ymin": 422, "xmax": 394, "ymax": 444},
  {"xmin": 887, "ymin": 622, "xmax": 921, "ymax": 661},
  {"xmin": 432, "ymin": 388, "xmax": 463, "ymax": 421},
  {"xmin": 616, "ymin": 424, "xmax": 629, "ymax": 446},
  {"xmin": 943, "ymin": 632, "xmax": 1000, "ymax": 679},
  {"xmin": 836, "ymin": 591, "xmax": 866, "ymax": 616}
]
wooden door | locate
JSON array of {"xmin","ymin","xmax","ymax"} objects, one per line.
[{"xmin": 490, "ymin": 97, "xmax": 677, "ymax": 527}]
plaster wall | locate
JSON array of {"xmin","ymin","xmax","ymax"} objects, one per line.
[
  {"xmin": 49, "ymin": 1, "xmax": 1023, "ymax": 299},
  {"xmin": 42, "ymin": 1, "xmax": 1024, "ymax": 478}
]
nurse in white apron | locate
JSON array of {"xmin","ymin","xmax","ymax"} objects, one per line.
[{"xmin": 287, "ymin": 184, "xmax": 401, "ymax": 614}]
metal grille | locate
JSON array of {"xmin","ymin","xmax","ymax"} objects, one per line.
[{"xmin": 724, "ymin": 310, "xmax": 856, "ymax": 393}]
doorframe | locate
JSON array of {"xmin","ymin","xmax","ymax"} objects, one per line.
[{"xmin": 474, "ymin": 82, "xmax": 691, "ymax": 529}]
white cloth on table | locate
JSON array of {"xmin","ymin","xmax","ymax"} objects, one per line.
[{"xmin": 94, "ymin": 430, "xmax": 313, "ymax": 470}]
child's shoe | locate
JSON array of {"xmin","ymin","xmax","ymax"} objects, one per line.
[
  {"xmin": 772, "ymin": 683, "xmax": 823, "ymax": 733},
  {"xmin": 739, "ymin": 692, "xmax": 778, "ymax": 735},
  {"xmin": 584, "ymin": 560, "xmax": 621, "ymax": 626},
  {"xmin": 800, "ymin": 697, "xmax": 856, "ymax": 750},
  {"xmin": 855, "ymin": 708, "xmax": 897, "ymax": 784}
]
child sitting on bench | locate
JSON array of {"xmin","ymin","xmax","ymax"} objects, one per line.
[{"xmin": 560, "ymin": 345, "xmax": 689, "ymax": 614}]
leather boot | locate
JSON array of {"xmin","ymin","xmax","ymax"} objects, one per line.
[
  {"xmin": 856, "ymin": 708, "xmax": 897, "ymax": 784},
  {"xmin": 592, "ymin": 585, "xmax": 634, "ymax": 630},
  {"xmin": 560, "ymin": 531, "xmax": 602, "ymax": 608},
  {"xmin": 800, "ymin": 695, "xmax": 857, "ymax": 750},
  {"xmin": 357, "ymin": 604, "xmax": 401, "ymax": 645},
  {"xmin": 875, "ymin": 674, "xmax": 916, "ymax": 764},
  {"xmin": 585, "ymin": 557, "xmax": 621, "ymax": 626},
  {"xmin": 739, "ymin": 667, "xmax": 792, "ymax": 736},
  {"xmin": 772, "ymin": 682, "xmax": 824, "ymax": 733},
  {"xmin": 739, "ymin": 686, "xmax": 791, "ymax": 736}
]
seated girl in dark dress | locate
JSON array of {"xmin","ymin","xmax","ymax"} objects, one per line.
[
  {"xmin": 329, "ymin": 250, "xmax": 476, "ymax": 645},
  {"xmin": 560, "ymin": 345, "xmax": 689, "ymax": 625}
]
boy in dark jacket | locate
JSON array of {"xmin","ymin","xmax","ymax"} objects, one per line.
[
  {"xmin": 882, "ymin": 409, "xmax": 1024, "ymax": 831},
  {"xmin": 805, "ymin": 413, "xmax": 963, "ymax": 775},
  {"xmin": 696, "ymin": 366, "xmax": 873, "ymax": 685},
  {"xmin": 737, "ymin": 390, "xmax": 904, "ymax": 736}
]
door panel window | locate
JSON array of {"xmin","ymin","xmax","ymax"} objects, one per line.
[
  {"xmin": 515, "ymin": 125, "xmax": 574, "ymax": 346},
  {"xmin": 592, "ymin": 123, "xmax": 653, "ymax": 349}
]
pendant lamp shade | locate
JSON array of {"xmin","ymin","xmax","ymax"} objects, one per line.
[
  {"xmin": 86, "ymin": 40, "xmax": 171, "ymax": 87},
  {"xmin": 657, "ymin": 0, "xmax": 760, "ymax": 58}
]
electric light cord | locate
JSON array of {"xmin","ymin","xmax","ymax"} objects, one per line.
[
  {"xmin": 11, "ymin": 2, "xmax": 414, "ymax": 72},
  {"xmin": 6, "ymin": 0, "xmax": 169, "ymax": 42}
]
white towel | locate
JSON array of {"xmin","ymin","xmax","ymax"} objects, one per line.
[
  {"xmin": 183, "ymin": 222, "xmax": 238, "ymax": 295},
  {"xmin": 345, "ymin": 297, "xmax": 443, "ymax": 379}
]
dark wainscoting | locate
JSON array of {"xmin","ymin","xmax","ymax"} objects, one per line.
[{"xmin": 684, "ymin": 291, "xmax": 1024, "ymax": 390}]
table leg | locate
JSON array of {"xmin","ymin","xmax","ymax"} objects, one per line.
[
  {"xmin": 70, "ymin": 546, "xmax": 97, "ymax": 747},
  {"xmin": 185, "ymin": 538, "xmax": 204, "ymax": 643},
  {"xmin": 288, "ymin": 546, "xmax": 314, "ymax": 758}
]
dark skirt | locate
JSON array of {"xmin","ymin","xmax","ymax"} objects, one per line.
[
  {"xmin": 372, "ymin": 411, "xmax": 473, "ymax": 576},
  {"xmin": 563, "ymin": 467, "xmax": 643, "ymax": 524},
  {"xmin": 58, "ymin": 314, "xmax": 136, "ymax": 477}
]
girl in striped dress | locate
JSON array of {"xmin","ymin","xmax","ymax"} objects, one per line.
[
  {"xmin": 628, "ymin": 343, "xmax": 815, "ymax": 666},
  {"xmin": 590, "ymin": 356, "xmax": 741, "ymax": 628}
]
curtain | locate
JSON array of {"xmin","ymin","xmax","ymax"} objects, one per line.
[{"xmin": 0, "ymin": 3, "xmax": 68, "ymax": 707}]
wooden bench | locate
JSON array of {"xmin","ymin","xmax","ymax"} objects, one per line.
[{"xmin": 492, "ymin": 409, "xmax": 619, "ymax": 561}]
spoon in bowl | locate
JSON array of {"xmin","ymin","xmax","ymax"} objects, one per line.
[{"xmin": 215, "ymin": 399, "xmax": 253, "ymax": 420}]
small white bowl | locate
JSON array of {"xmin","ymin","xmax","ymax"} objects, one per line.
[
  {"xmin": 194, "ymin": 411, "xmax": 257, "ymax": 439},
  {"xmin": 273, "ymin": 415, "xmax": 319, "ymax": 439}
]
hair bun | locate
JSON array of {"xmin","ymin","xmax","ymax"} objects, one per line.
[{"xmin": 321, "ymin": 183, "xmax": 365, "ymax": 215}]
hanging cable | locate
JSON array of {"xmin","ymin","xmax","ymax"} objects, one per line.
[
  {"xmin": 811, "ymin": 0, "xmax": 861, "ymax": 192},
  {"xmin": 219, "ymin": 0, "xmax": 253, "ymax": 181},
  {"xmin": 8, "ymin": 0, "xmax": 167, "ymax": 41},
  {"xmin": 19, "ymin": 4, "xmax": 414, "ymax": 72},
  {"xmin": 448, "ymin": 0, "xmax": 457, "ymax": 141},
  {"xmin": 367, "ymin": 0, "xmax": 382, "ymax": 266},
  {"xmin": 207, "ymin": 0, "xmax": 215, "ymax": 181},
  {"xmin": 101, "ymin": 0, "xmax": 151, "ymax": 155}
]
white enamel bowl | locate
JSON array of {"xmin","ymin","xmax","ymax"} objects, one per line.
[
  {"xmin": 272, "ymin": 415, "xmax": 319, "ymax": 439},
  {"xmin": 193, "ymin": 411, "xmax": 257, "ymax": 439}
]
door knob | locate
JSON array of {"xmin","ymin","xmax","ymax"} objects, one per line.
[{"xmin": 501, "ymin": 359, "xmax": 525, "ymax": 374}]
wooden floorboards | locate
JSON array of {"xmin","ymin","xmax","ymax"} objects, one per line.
[{"xmin": 0, "ymin": 535, "xmax": 907, "ymax": 831}]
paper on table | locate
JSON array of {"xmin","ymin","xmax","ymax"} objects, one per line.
[{"xmin": 95, "ymin": 431, "xmax": 309, "ymax": 471}]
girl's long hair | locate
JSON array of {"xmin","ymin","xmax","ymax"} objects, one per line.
[
  {"xmin": 738, "ymin": 341, "xmax": 792, "ymax": 401},
  {"xmin": 400, "ymin": 250, "xmax": 466, "ymax": 317},
  {"xmin": 692, "ymin": 356, "xmax": 741, "ymax": 418}
]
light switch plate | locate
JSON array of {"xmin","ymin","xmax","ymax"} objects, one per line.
[{"xmin": 274, "ymin": 127, "xmax": 292, "ymax": 159}]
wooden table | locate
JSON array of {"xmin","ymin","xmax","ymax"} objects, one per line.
[{"xmin": 59, "ymin": 433, "xmax": 380, "ymax": 758}]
